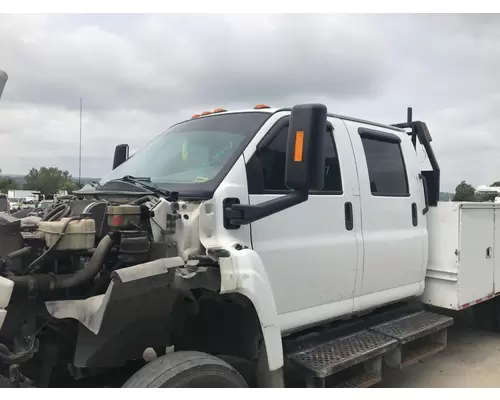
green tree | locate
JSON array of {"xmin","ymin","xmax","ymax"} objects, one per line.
[
  {"xmin": 0, "ymin": 169, "xmax": 18, "ymax": 193},
  {"xmin": 58, "ymin": 180, "xmax": 81, "ymax": 193},
  {"xmin": 453, "ymin": 181, "xmax": 476, "ymax": 202},
  {"xmin": 24, "ymin": 167, "xmax": 77, "ymax": 195}
]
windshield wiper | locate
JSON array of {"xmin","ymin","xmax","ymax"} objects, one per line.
[
  {"xmin": 122, "ymin": 175, "xmax": 151, "ymax": 182},
  {"xmin": 117, "ymin": 175, "xmax": 178, "ymax": 201}
]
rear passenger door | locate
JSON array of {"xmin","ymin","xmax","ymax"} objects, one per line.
[
  {"xmin": 344, "ymin": 122, "xmax": 427, "ymax": 311},
  {"xmin": 245, "ymin": 117, "xmax": 362, "ymax": 332}
]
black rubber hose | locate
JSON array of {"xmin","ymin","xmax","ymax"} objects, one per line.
[
  {"xmin": 42, "ymin": 204, "xmax": 66, "ymax": 221},
  {"xmin": 48, "ymin": 204, "xmax": 71, "ymax": 221},
  {"xmin": 2, "ymin": 247, "xmax": 31, "ymax": 261},
  {"xmin": 0, "ymin": 339, "xmax": 39, "ymax": 364},
  {"xmin": 128, "ymin": 195, "xmax": 154, "ymax": 205},
  {"xmin": 9, "ymin": 234, "xmax": 113, "ymax": 298},
  {"xmin": 53, "ymin": 234, "xmax": 112, "ymax": 289}
]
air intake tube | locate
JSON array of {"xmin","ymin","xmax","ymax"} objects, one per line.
[{"xmin": 9, "ymin": 235, "xmax": 113, "ymax": 300}]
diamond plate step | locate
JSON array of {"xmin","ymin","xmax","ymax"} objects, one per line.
[
  {"xmin": 369, "ymin": 311, "xmax": 453, "ymax": 344},
  {"xmin": 286, "ymin": 330, "xmax": 398, "ymax": 379}
]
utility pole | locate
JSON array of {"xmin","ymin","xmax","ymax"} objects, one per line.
[{"xmin": 79, "ymin": 98, "xmax": 82, "ymax": 186}]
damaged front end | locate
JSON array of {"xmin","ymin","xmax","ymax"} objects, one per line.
[{"xmin": 0, "ymin": 194, "xmax": 224, "ymax": 387}]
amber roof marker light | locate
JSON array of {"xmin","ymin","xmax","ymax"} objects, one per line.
[{"xmin": 192, "ymin": 105, "xmax": 267, "ymax": 119}]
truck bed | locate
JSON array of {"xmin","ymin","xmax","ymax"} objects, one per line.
[{"xmin": 421, "ymin": 201, "xmax": 500, "ymax": 310}]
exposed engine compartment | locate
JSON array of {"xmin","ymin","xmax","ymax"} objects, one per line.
[
  {"xmin": 0, "ymin": 194, "xmax": 221, "ymax": 387},
  {"xmin": 2, "ymin": 196, "xmax": 167, "ymax": 301}
]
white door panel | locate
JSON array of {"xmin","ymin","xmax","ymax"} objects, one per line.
[
  {"xmin": 344, "ymin": 121, "xmax": 427, "ymax": 302},
  {"xmin": 250, "ymin": 194, "xmax": 358, "ymax": 314},
  {"xmin": 247, "ymin": 117, "xmax": 362, "ymax": 321}
]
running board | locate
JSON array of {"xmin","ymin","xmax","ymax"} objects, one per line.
[
  {"xmin": 286, "ymin": 330, "xmax": 397, "ymax": 388},
  {"xmin": 369, "ymin": 310, "xmax": 453, "ymax": 369},
  {"xmin": 285, "ymin": 309, "xmax": 453, "ymax": 387}
]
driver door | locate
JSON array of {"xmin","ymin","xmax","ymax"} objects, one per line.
[{"xmin": 245, "ymin": 117, "xmax": 362, "ymax": 332}]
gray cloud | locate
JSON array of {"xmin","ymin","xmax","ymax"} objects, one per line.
[{"xmin": 1, "ymin": 13, "xmax": 500, "ymax": 190}]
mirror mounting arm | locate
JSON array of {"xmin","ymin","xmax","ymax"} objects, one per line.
[{"xmin": 223, "ymin": 190, "xmax": 308, "ymax": 230}]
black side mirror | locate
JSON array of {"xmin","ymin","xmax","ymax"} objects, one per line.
[
  {"xmin": 0, "ymin": 70, "xmax": 8, "ymax": 100},
  {"xmin": 285, "ymin": 103, "xmax": 327, "ymax": 191},
  {"xmin": 113, "ymin": 144, "xmax": 129, "ymax": 170},
  {"xmin": 223, "ymin": 103, "xmax": 328, "ymax": 229}
]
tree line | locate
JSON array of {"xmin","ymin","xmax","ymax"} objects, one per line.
[
  {"xmin": 452, "ymin": 181, "xmax": 500, "ymax": 202},
  {"xmin": 0, "ymin": 167, "xmax": 82, "ymax": 196},
  {"xmin": 0, "ymin": 166, "xmax": 496, "ymax": 203}
]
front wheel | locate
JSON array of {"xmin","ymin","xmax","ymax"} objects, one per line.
[{"xmin": 122, "ymin": 351, "xmax": 248, "ymax": 388}]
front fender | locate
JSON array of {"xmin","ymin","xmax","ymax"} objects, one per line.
[{"xmin": 218, "ymin": 247, "xmax": 283, "ymax": 371}]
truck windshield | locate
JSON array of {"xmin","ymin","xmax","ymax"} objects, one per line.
[{"xmin": 100, "ymin": 112, "xmax": 271, "ymax": 191}]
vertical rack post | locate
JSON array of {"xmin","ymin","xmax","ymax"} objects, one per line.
[{"xmin": 79, "ymin": 98, "xmax": 83, "ymax": 186}]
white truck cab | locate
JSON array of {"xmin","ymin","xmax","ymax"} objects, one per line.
[
  {"xmin": 0, "ymin": 100, "xmax": 462, "ymax": 388},
  {"xmin": 241, "ymin": 109, "xmax": 428, "ymax": 332}
]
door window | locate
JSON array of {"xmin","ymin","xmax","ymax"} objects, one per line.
[
  {"xmin": 361, "ymin": 135, "xmax": 409, "ymax": 197},
  {"xmin": 247, "ymin": 124, "xmax": 343, "ymax": 194}
]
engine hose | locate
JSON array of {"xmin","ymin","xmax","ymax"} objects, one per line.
[
  {"xmin": 9, "ymin": 234, "xmax": 113, "ymax": 298},
  {"xmin": 53, "ymin": 234, "xmax": 112, "ymax": 289},
  {"xmin": 0, "ymin": 339, "xmax": 39, "ymax": 364},
  {"xmin": 48, "ymin": 204, "xmax": 71, "ymax": 221},
  {"xmin": 2, "ymin": 247, "xmax": 31, "ymax": 261},
  {"xmin": 128, "ymin": 195, "xmax": 154, "ymax": 205},
  {"xmin": 42, "ymin": 204, "xmax": 66, "ymax": 221}
]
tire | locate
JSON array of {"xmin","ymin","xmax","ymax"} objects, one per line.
[{"xmin": 122, "ymin": 351, "xmax": 248, "ymax": 388}]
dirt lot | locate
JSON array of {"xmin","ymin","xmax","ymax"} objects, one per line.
[
  {"xmin": 379, "ymin": 311, "xmax": 500, "ymax": 388},
  {"xmin": 2, "ymin": 310, "xmax": 500, "ymax": 387}
]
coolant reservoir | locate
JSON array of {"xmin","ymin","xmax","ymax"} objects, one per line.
[{"xmin": 37, "ymin": 218, "xmax": 96, "ymax": 250}]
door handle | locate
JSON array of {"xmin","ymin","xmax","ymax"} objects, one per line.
[
  {"xmin": 419, "ymin": 173, "xmax": 429, "ymax": 215},
  {"xmin": 345, "ymin": 202, "xmax": 353, "ymax": 231},
  {"xmin": 411, "ymin": 203, "xmax": 418, "ymax": 227},
  {"xmin": 486, "ymin": 247, "xmax": 492, "ymax": 259}
]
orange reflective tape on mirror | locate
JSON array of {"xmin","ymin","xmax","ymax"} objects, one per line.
[{"xmin": 294, "ymin": 131, "xmax": 304, "ymax": 162}]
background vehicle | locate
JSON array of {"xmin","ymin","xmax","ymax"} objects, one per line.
[
  {"xmin": 7, "ymin": 190, "xmax": 41, "ymax": 205},
  {"xmin": 7, "ymin": 197, "xmax": 23, "ymax": 213},
  {"xmin": 0, "ymin": 70, "xmax": 497, "ymax": 388}
]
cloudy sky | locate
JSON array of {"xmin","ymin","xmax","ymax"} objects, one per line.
[{"xmin": 0, "ymin": 13, "xmax": 499, "ymax": 191}]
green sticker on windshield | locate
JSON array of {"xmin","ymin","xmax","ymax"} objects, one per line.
[
  {"xmin": 182, "ymin": 140, "xmax": 188, "ymax": 161},
  {"xmin": 195, "ymin": 176, "xmax": 208, "ymax": 182}
]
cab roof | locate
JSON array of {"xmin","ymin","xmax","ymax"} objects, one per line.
[{"xmin": 187, "ymin": 106, "xmax": 404, "ymax": 133}]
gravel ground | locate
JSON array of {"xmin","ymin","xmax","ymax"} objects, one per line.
[
  {"xmin": 379, "ymin": 310, "xmax": 500, "ymax": 388},
  {"xmin": 3, "ymin": 310, "xmax": 500, "ymax": 388}
]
